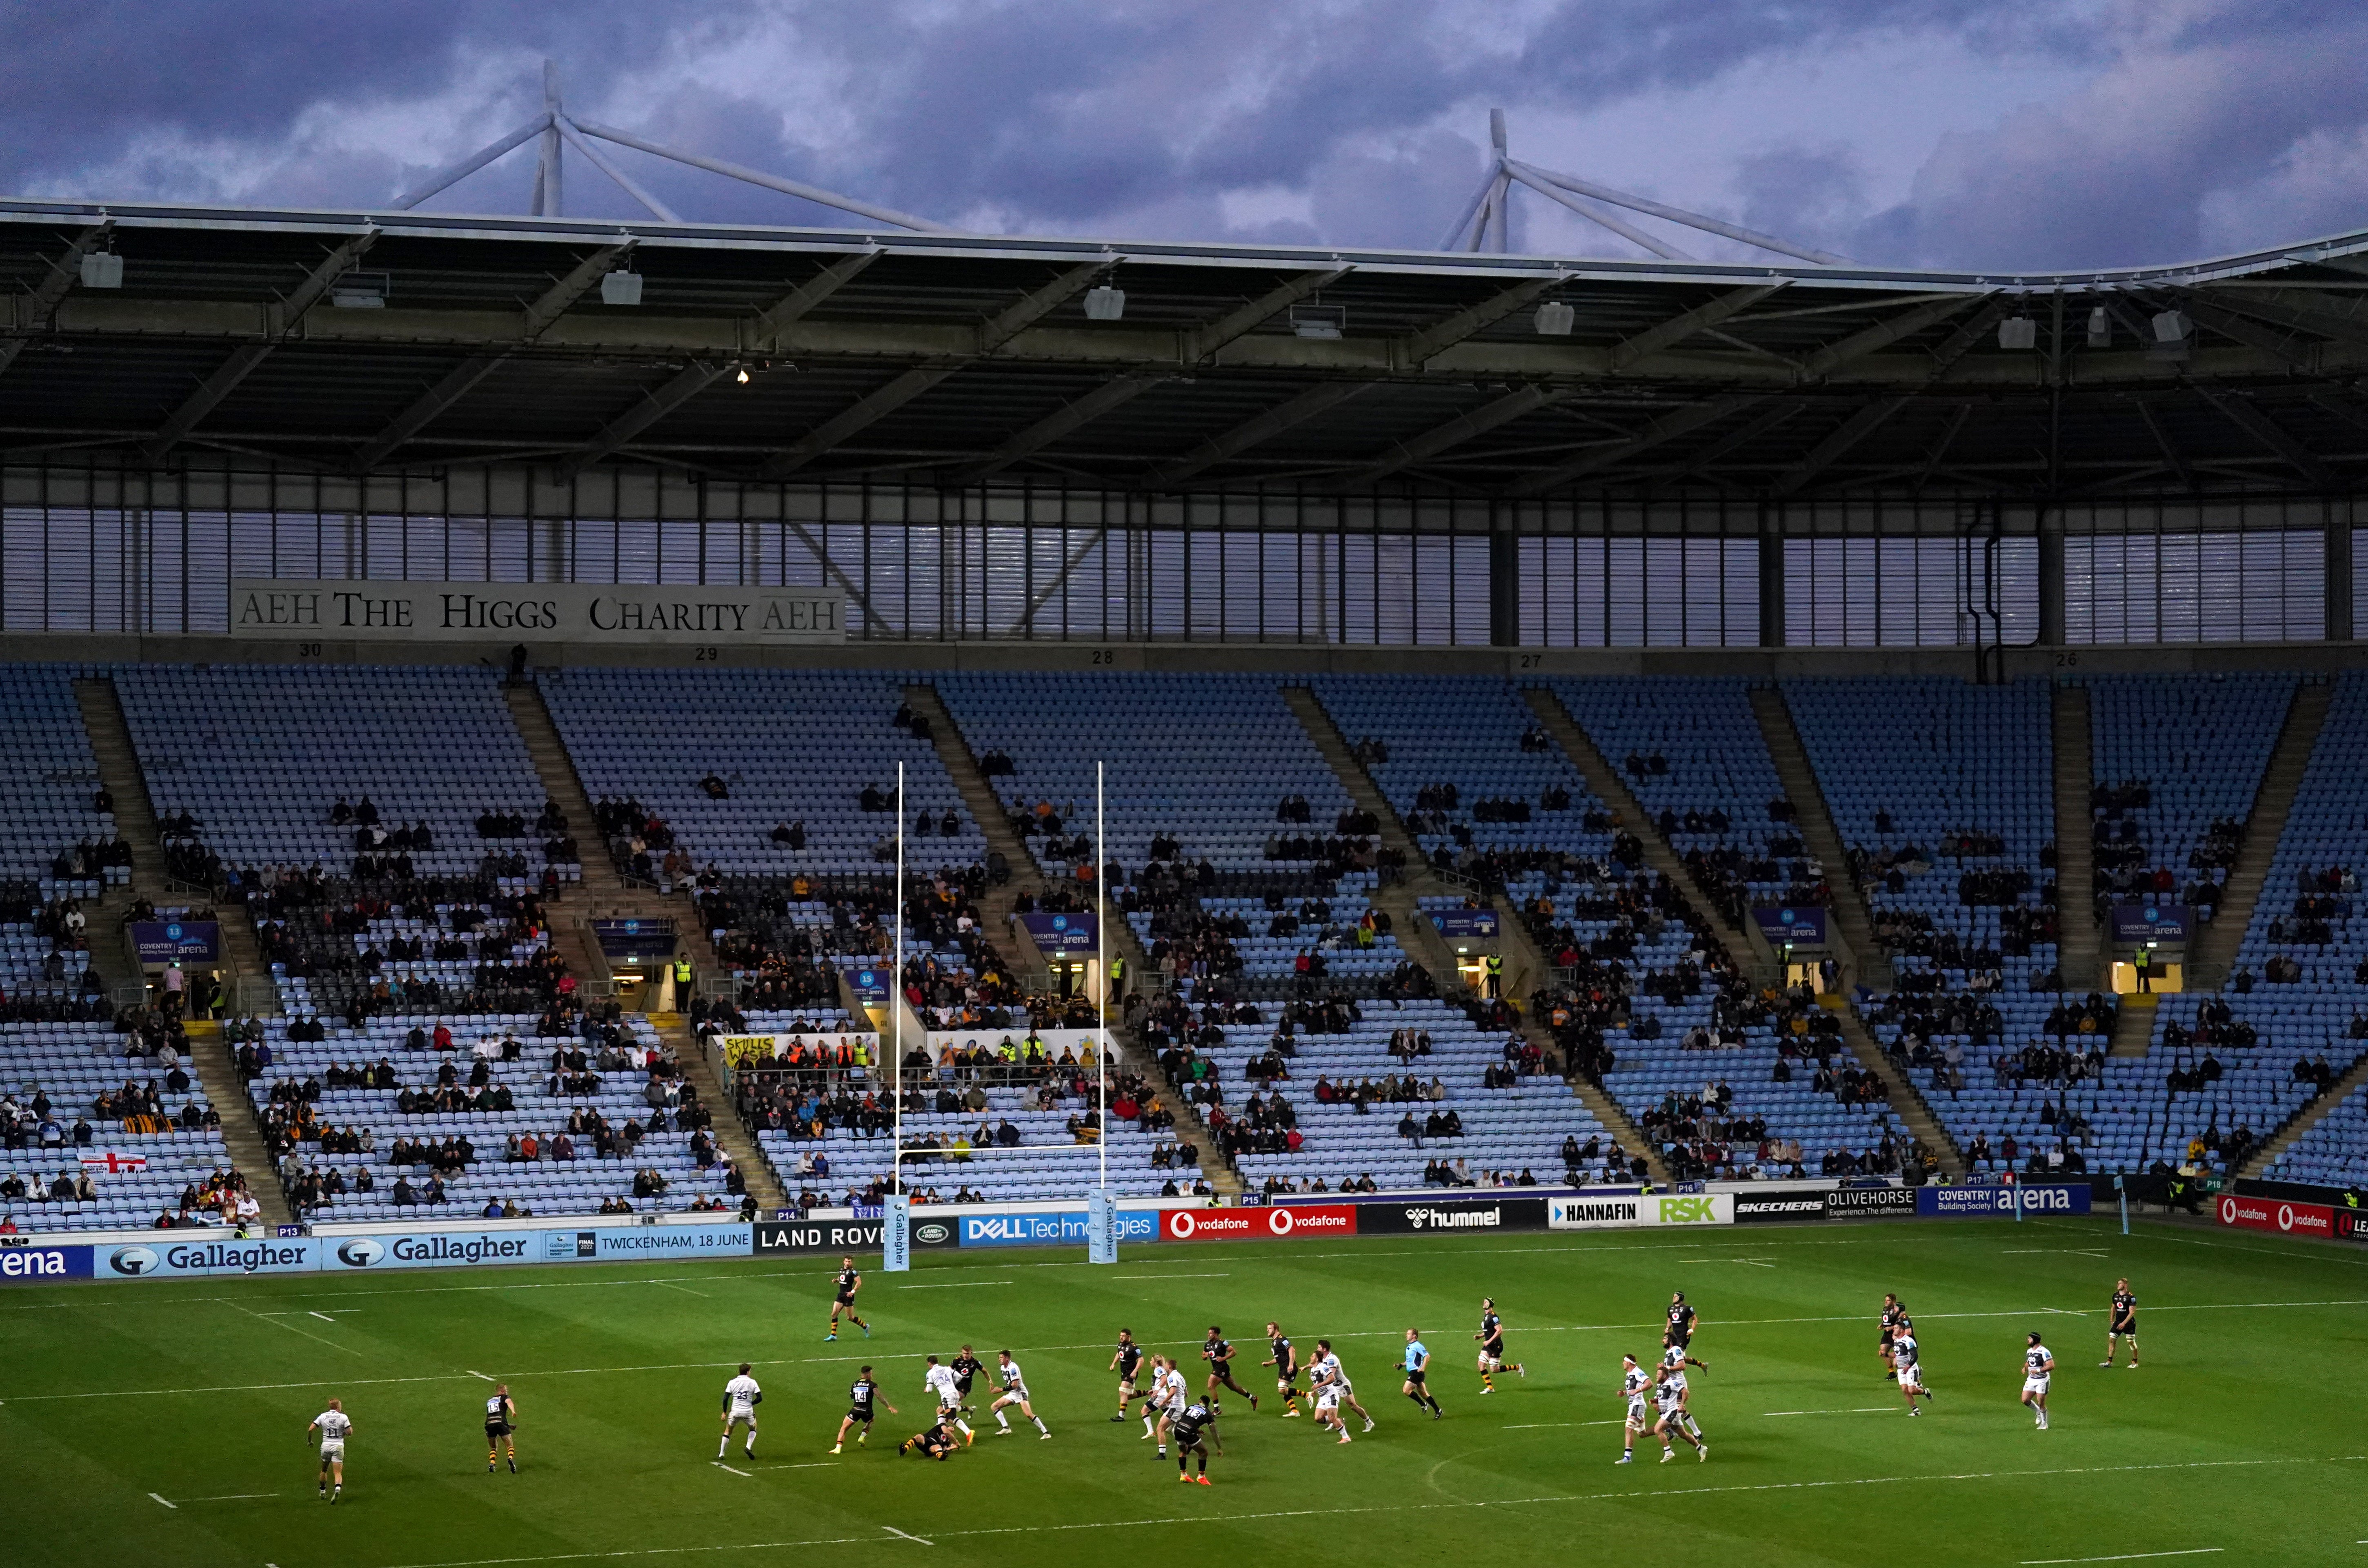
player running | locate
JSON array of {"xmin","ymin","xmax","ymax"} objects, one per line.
[
  {"xmin": 830, "ymin": 1366, "xmax": 896, "ymax": 1454},
  {"xmin": 1653, "ymin": 1354, "xmax": 1706, "ymax": 1462},
  {"xmin": 484, "ymin": 1384, "xmax": 518, "ymax": 1473},
  {"xmin": 1309, "ymin": 1354, "xmax": 1353, "ymax": 1445},
  {"xmin": 1262, "ymin": 1321, "xmax": 1303, "ymax": 1417},
  {"xmin": 1201, "ymin": 1326, "xmax": 1257, "ymax": 1408},
  {"xmin": 1658, "ymin": 1332, "xmax": 1709, "ymax": 1438},
  {"xmin": 898, "ymin": 1416, "xmax": 960, "ymax": 1460},
  {"xmin": 2102, "ymin": 1278, "xmax": 2139, "ymax": 1369},
  {"xmin": 1616, "ymin": 1353, "xmax": 1652, "ymax": 1463},
  {"xmin": 1145, "ymin": 1356, "xmax": 1189, "ymax": 1457},
  {"xmin": 1475, "ymin": 1297, "xmax": 1525, "ymax": 1392},
  {"xmin": 1171, "ymin": 1397, "xmax": 1216, "ymax": 1484},
  {"xmin": 1879, "ymin": 1292, "xmax": 1905, "ymax": 1380},
  {"xmin": 719, "ymin": 1363, "xmax": 762, "ymax": 1459},
  {"xmin": 1401, "ymin": 1328, "xmax": 1443, "ymax": 1419},
  {"xmin": 1110, "ymin": 1329, "xmax": 1145, "ymax": 1423},
  {"xmin": 825, "ymin": 1255, "xmax": 869, "ymax": 1341},
  {"xmin": 309, "ymin": 1398, "xmax": 353, "ymax": 1502},
  {"xmin": 2021, "ymin": 1332, "xmax": 2054, "ymax": 1430},
  {"xmin": 949, "ymin": 1344, "xmax": 986, "ymax": 1414},
  {"xmin": 1894, "ymin": 1322, "xmax": 1933, "ymax": 1413},
  {"xmin": 1314, "ymin": 1339, "xmax": 1375, "ymax": 1432},
  {"xmin": 989, "ymin": 1349, "xmax": 1051, "ymax": 1439},
  {"xmin": 922, "ymin": 1354, "xmax": 976, "ymax": 1446}
]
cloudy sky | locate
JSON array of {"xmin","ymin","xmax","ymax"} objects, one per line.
[{"xmin": 6, "ymin": 0, "xmax": 2363, "ymax": 271}]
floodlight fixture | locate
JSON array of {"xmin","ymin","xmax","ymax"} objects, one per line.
[
  {"xmin": 1083, "ymin": 285, "xmax": 1126, "ymax": 321},
  {"xmin": 78, "ymin": 252, "xmax": 123, "ymax": 289},
  {"xmin": 1998, "ymin": 316, "xmax": 2037, "ymax": 351},
  {"xmin": 330, "ymin": 271, "xmax": 390, "ymax": 309},
  {"xmin": 2087, "ymin": 307, "xmax": 2111, "ymax": 348},
  {"xmin": 1533, "ymin": 300, "xmax": 1575, "ymax": 336},
  {"xmin": 1291, "ymin": 303, "xmax": 1345, "ymax": 340},
  {"xmin": 2151, "ymin": 309, "xmax": 2190, "ymax": 344},
  {"xmin": 600, "ymin": 271, "xmax": 645, "ymax": 306}
]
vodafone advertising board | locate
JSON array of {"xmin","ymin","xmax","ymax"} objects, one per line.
[
  {"xmin": 2217, "ymin": 1193, "xmax": 2336, "ymax": 1239},
  {"xmin": 1164, "ymin": 1205, "xmax": 1357, "ymax": 1242}
]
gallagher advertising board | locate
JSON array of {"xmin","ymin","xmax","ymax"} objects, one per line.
[
  {"xmin": 99, "ymin": 1237, "xmax": 320, "ymax": 1277},
  {"xmin": 1165, "ymin": 1205, "xmax": 1358, "ymax": 1242}
]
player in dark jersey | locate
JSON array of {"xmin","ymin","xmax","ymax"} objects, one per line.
[
  {"xmin": 2102, "ymin": 1278, "xmax": 2139, "ymax": 1369},
  {"xmin": 898, "ymin": 1416, "xmax": 959, "ymax": 1460},
  {"xmin": 483, "ymin": 1384, "xmax": 518, "ymax": 1473},
  {"xmin": 949, "ymin": 1345, "xmax": 986, "ymax": 1413},
  {"xmin": 826, "ymin": 1255, "xmax": 869, "ymax": 1341},
  {"xmin": 1879, "ymin": 1293, "xmax": 1905, "ymax": 1380},
  {"xmin": 1475, "ymin": 1297, "xmax": 1525, "ymax": 1392},
  {"xmin": 1261, "ymin": 1320, "xmax": 1302, "ymax": 1417},
  {"xmin": 1110, "ymin": 1329, "xmax": 1145, "ymax": 1423},
  {"xmin": 832, "ymin": 1366, "xmax": 898, "ymax": 1454},
  {"xmin": 1666, "ymin": 1291, "xmax": 1697, "ymax": 1350},
  {"xmin": 1171, "ymin": 1398, "xmax": 1216, "ymax": 1484},
  {"xmin": 1201, "ymin": 1326, "xmax": 1257, "ymax": 1408}
]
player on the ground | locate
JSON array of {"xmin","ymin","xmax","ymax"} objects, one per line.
[
  {"xmin": 719, "ymin": 1363, "xmax": 762, "ymax": 1459},
  {"xmin": 1171, "ymin": 1397, "xmax": 1216, "ymax": 1484},
  {"xmin": 1315, "ymin": 1339, "xmax": 1376, "ymax": 1432},
  {"xmin": 898, "ymin": 1416, "xmax": 959, "ymax": 1460},
  {"xmin": 1666, "ymin": 1290, "xmax": 1698, "ymax": 1350},
  {"xmin": 2021, "ymin": 1332, "xmax": 2054, "ymax": 1430},
  {"xmin": 1653, "ymin": 1353, "xmax": 1706, "ymax": 1463},
  {"xmin": 825, "ymin": 1255, "xmax": 869, "ymax": 1341},
  {"xmin": 1894, "ymin": 1322, "xmax": 1933, "ymax": 1413},
  {"xmin": 922, "ymin": 1354, "xmax": 976, "ymax": 1446},
  {"xmin": 1110, "ymin": 1329, "xmax": 1145, "ymax": 1423},
  {"xmin": 309, "ymin": 1397, "xmax": 353, "ymax": 1502},
  {"xmin": 1657, "ymin": 1331, "xmax": 1709, "ymax": 1440},
  {"xmin": 1201, "ymin": 1326, "xmax": 1257, "ymax": 1408},
  {"xmin": 484, "ymin": 1384, "xmax": 518, "ymax": 1473},
  {"xmin": 830, "ymin": 1365, "xmax": 896, "ymax": 1454},
  {"xmin": 949, "ymin": 1344, "xmax": 986, "ymax": 1413},
  {"xmin": 2102, "ymin": 1278, "xmax": 2139, "ymax": 1369},
  {"xmin": 1879, "ymin": 1292, "xmax": 1905, "ymax": 1380},
  {"xmin": 1616, "ymin": 1353, "xmax": 1652, "ymax": 1463},
  {"xmin": 1309, "ymin": 1353, "xmax": 1353, "ymax": 1444},
  {"xmin": 1401, "ymin": 1328, "xmax": 1443, "ymax": 1419},
  {"xmin": 989, "ymin": 1349, "xmax": 1052, "ymax": 1439},
  {"xmin": 1262, "ymin": 1321, "xmax": 1303, "ymax": 1417},
  {"xmin": 1475, "ymin": 1297, "xmax": 1525, "ymax": 1392}
]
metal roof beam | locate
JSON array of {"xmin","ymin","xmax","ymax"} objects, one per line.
[
  {"xmin": 1503, "ymin": 162, "xmax": 1693, "ymax": 261},
  {"xmin": 2192, "ymin": 386, "xmax": 2338, "ymax": 489},
  {"xmin": 558, "ymin": 360, "xmax": 727, "ymax": 479},
  {"xmin": 1514, "ymin": 161, "xmax": 1849, "ymax": 265},
  {"xmin": 552, "ymin": 115, "xmax": 680, "ymax": 224},
  {"xmin": 2167, "ymin": 291, "xmax": 2321, "ymax": 370},
  {"xmin": 758, "ymin": 261, "xmax": 1112, "ymax": 479},
  {"xmin": 0, "ymin": 220, "xmax": 112, "ymax": 379},
  {"xmin": 2133, "ymin": 400, "xmax": 2194, "ymax": 489},
  {"xmin": 519, "ymin": 242, "xmax": 634, "ymax": 340},
  {"xmin": 1504, "ymin": 393, "xmax": 1768, "ymax": 496},
  {"xmin": 140, "ymin": 229, "xmax": 376, "ymax": 465},
  {"xmin": 1613, "ymin": 282, "xmax": 1791, "ymax": 371},
  {"xmin": 573, "ymin": 118, "xmax": 949, "ymax": 234},
  {"xmin": 1145, "ymin": 381, "xmax": 1374, "ymax": 490},
  {"xmin": 750, "ymin": 250, "xmax": 881, "ymax": 347},
  {"xmin": 392, "ymin": 115, "xmax": 551, "ymax": 211},
  {"xmin": 1399, "ymin": 275, "xmax": 1565, "ymax": 366},
  {"xmin": 1185, "ymin": 268, "xmax": 1351, "ymax": 362},
  {"xmin": 2193, "ymin": 287, "xmax": 2368, "ymax": 350},
  {"xmin": 1333, "ymin": 384, "xmax": 1564, "ymax": 487},
  {"xmin": 1773, "ymin": 397, "xmax": 1912, "ymax": 496},
  {"xmin": 1798, "ymin": 292, "xmax": 1993, "ymax": 382}
]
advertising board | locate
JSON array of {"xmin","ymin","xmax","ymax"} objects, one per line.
[
  {"xmin": 1732, "ymin": 1188, "xmax": 1830, "ymax": 1223},
  {"xmin": 1547, "ymin": 1193, "xmax": 1734, "ymax": 1230},
  {"xmin": 99, "ymin": 1236, "xmax": 320, "ymax": 1277},
  {"xmin": 1429, "ymin": 910, "xmax": 1499, "ymax": 939},
  {"xmin": 1918, "ymin": 1184, "xmax": 2092, "ymax": 1217},
  {"xmin": 1163, "ymin": 1205, "xmax": 1357, "ymax": 1241},
  {"xmin": 1825, "ymin": 1185, "xmax": 1919, "ymax": 1219},
  {"xmin": 1751, "ymin": 905, "xmax": 1830, "ymax": 947},
  {"xmin": 1349, "ymin": 1197, "xmax": 1548, "ymax": 1234},
  {"xmin": 1017, "ymin": 913, "xmax": 1098, "ymax": 953},
  {"xmin": 2110, "ymin": 903, "xmax": 2194, "ymax": 944},
  {"xmin": 129, "ymin": 920, "xmax": 221, "ymax": 965},
  {"xmin": 2217, "ymin": 1194, "xmax": 2335, "ymax": 1239},
  {"xmin": 957, "ymin": 1209, "xmax": 1163, "ymax": 1248},
  {"xmin": 754, "ymin": 1219, "xmax": 887, "ymax": 1255},
  {"xmin": 230, "ymin": 578, "xmax": 844, "ymax": 645},
  {"xmin": 0, "ymin": 1241, "xmax": 93, "ymax": 1282}
]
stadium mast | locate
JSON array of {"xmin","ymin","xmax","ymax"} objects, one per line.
[{"xmin": 387, "ymin": 60, "xmax": 950, "ymax": 233}]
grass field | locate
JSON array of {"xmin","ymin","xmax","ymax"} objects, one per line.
[{"xmin": 5, "ymin": 1214, "xmax": 2363, "ymax": 1568}]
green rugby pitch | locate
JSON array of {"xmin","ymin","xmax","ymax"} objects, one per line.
[{"xmin": 4, "ymin": 1215, "xmax": 2362, "ymax": 1568}]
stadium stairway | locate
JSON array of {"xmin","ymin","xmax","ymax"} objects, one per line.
[
  {"xmin": 1747, "ymin": 685, "xmax": 1893, "ymax": 991},
  {"xmin": 2108, "ymin": 994, "xmax": 2159, "ymax": 1058},
  {"xmin": 1832, "ymin": 1003, "xmax": 1964, "ymax": 1177},
  {"xmin": 1284, "ymin": 685, "xmax": 1672, "ymax": 1184},
  {"xmin": 2186, "ymin": 681, "xmax": 2330, "ymax": 989},
  {"xmin": 2238, "ymin": 1045, "xmax": 2368, "ymax": 1180},
  {"xmin": 182, "ymin": 1019, "xmax": 295, "ymax": 1226},
  {"xmin": 73, "ymin": 676, "xmax": 271, "ymax": 1008},
  {"xmin": 1521, "ymin": 687, "xmax": 1764, "ymax": 964},
  {"xmin": 907, "ymin": 683, "xmax": 1243, "ymax": 1203},
  {"xmin": 649, "ymin": 1013, "xmax": 788, "ymax": 1211},
  {"xmin": 2052, "ymin": 683, "xmax": 2100, "ymax": 990}
]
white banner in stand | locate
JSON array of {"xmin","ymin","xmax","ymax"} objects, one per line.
[{"xmin": 229, "ymin": 579, "xmax": 844, "ymax": 644}]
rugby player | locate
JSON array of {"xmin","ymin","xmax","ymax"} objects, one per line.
[
  {"xmin": 1171, "ymin": 1397, "xmax": 1216, "ymax": 1483},
  {"xmin": 1201, "ymin": 1326, "xmax": 1258, "ymax": 1408},
  {"xmin": 1894, "ymin": 1322, "xmax": 1933, "ymax": 1413},
  {"xmin": 1314, "ymin": 1339, "xmax": 1375, "ymax": 1432},
  {"xmin": 825, "ymin": 1255, "xmax": 869, "ymax": 1341},
  {"xmin": 483, "ymin": 1383, "xmax": 518, "ymax": 1473},
  {"xmin": 1401, "ymin": 1328, "xmax": 1443, "ymax": 1419},
  {"xmin": 1474, "ymin": 1297, "xmax": 1525, "ymax": 1391},
  {"xmin": 1142, "ymin": 1355, "xmax": 1187, "ymax": 1455},
  {"xmin": 989, "ymin": 1349, "xmax": 1051, "ymax": 1439},
  {"xmin": 1657, "ymin": 1332, "xmax": 1709, "ymax": 1442},
  {"xmin": 2102, "ymin": 1278, "xmax": 2139, "ymax": 1369},
  {"xmin": 2021, "ymin": 1332, "xmax": 2054, "ymax": 1430},
  {"xmin": 1878, "ymin": 1292, "xmax": 1905, "ymax": 1380},
  {"xmin": 719, "ymin": 1363, "xmax": 762, "ymax": 1459},
  {"xmin": 1653, "ymin": 1354, "xmax": 1706, "ymax": 1463},
  {"xmin": 1616, "ymin": 1354, "xmax": 1652, "ymax": 1463},
  {"xmin": 830, "ymin": 1365, "xmax": 896, "ymax": 1454},
  {"xmin": 1666, "ymin": 1290, "xmax": 1698, "ymax": 1349},
  {"xmin": 308, "ymin": 1397, "xmax": 353, "ymax": 1502},
  {"xmin": 949, "ymin": 1344, "xmax": 986, "ymax": 1413},
  {"xmin": 1309, "ymin": 1353, "xmax": 1353, "ymax": 1444},
  {"xmin": 1262, "ymin": 1321, "xmax": 1303, "ymax": 1416},
  {"xmin": 922, "ymin": 1354, "xmax": 976, "ymax": 1446},
  {"xmin": 1110, "ymin": 1328, "xmax": 1145, "ymax": 1423},
  {"xmin": 899, "ymin": 1416, "xmax": 960, "ymax": 1459}
]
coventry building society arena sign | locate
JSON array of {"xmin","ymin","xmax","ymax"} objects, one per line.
[{"xmin": 230, "ymin": 580, "xmax": 844, "ymax": 645}]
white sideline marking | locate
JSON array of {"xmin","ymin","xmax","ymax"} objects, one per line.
[
  {"xmin": 1505, "ymin": 1420, "xmax": 1622, "ymax": 1428},
  {"xmin": 363, "ymin": 1455, "xmax": 2367, "ymax": 1568},
  {"xmin": 1111, "ymin": 1273, "xmax": 1230, "ymax": 1280},
  {"xmin": 1763, "ymin": 1408, "xmax": 1896, "ymax": 1417},
  {"xmin": 147, "ymin": 1492, "xmax": 176, "ymax": 1509},
  {"xmin": 310, "ymin": 1311, "xmax": 338, "ymax": 1322},
  {"xmin": 2003, "ymin": 1250, "xmax": 2108, "ymax": 1257},
  {"xmin": 894, "ymin": 1281, "xmax": 1012, "ymax": 1289},
  {"xmin": 179, "ymin": 1492, "xmax": 275, "ymax": 1502},
  {"xmin": 466, "ymin": 1370, "xmax": 496, "ymax": 1382},
  {"xmin": 711, "ymin": 1462, "xmax": 750, "ymax": 1478},
  {"xmin": 228, "ymin": 1301, "xmax": 360, "ymax": 1356},
  {"xmin": 657, "ymin": 1284, "xmax": 712, "ymax": 1298},
  {"xmin": 2022, "ymin": 1551, "xmax": 2222, "ymax": 1565},
  {"xmin": 881, "ymin": 1526, "xmax": 934, "ymax": 1546}
]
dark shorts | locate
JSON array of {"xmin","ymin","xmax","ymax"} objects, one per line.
[
  {"xmin": 486, "ymin": 1421, "xmax": 512, "ymax": 1438},
  {"xmin": 847, "ymin": 1408, "xmax": 874, "ymax": 1425},
  {"xmin": 1405, "ymin": 1369, "xmax": 1427, "ymax": 1385},
  {"xmin": 1483, "ymin": 1340, "xmax": 1505, "ymax": 1360},
  {"xmin": 835, "ymin": 1293, "xmax": 856, "ymax": 1307},
  {"xmin": 2112, "ymin": 1318, "xmax": 2137, "ymax": 1335}
]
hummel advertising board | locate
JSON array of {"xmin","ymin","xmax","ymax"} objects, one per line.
[
  {"xmin": 1352, "ymin": 1197, "xmax": 1548, "ymax": 1234},
  {"xmin": 1547, "ymin": 1193, "xmax": 1733, "ymax": 1230}
]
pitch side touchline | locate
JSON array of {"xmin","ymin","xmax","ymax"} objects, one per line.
[{"xmin": 2021, "ymin": 1550, "xmax": 2223, "ymax": 1564}]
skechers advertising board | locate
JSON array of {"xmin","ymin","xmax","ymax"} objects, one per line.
[{"xmin": 1548, "ymin": 1192, "xmax": 1734, "ymax": 1230}]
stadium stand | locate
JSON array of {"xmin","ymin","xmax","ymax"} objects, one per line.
[
  {"xmin": 0, "ymin": 1018, "xmax": 236, "ymax": 1232},
  {"xmin": 2267, "ymin": 1076, "xmax": 2368, "ymax": 1186}
]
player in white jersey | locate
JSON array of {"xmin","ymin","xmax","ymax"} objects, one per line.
[
  {"xmin": 719, "ymin": 1363, "xmax": 763, "ymax": 1459},
  {"xmin": 1653, "ymin": 1359, "xmax": 1706, "ymax": 1462},
  {"xmin": 308, "ymin": 1398, "xmax": 353, "ymax": 1501},
  {"xmin": 1616, "ymin": 1354, "xmax": 1653, "ymax": 1463},
  {"xmin": 1307, "ymin": 1350, "xmax": 1352, "ymax": 1444},
  {"xmin": 1658, "ymin": 1332, "xmax": 1709, "ymax": 1441},
  {"xmin": 923, "ymin": 1355, "xmax": 976, "ymax": 1446},
  {"xmin": 1893, "ymin": 1326, "xmax": 1933, "ymax": 1412},
  {"xmin": 1145, "ymin": 1357, "xmax": 1189, "ymax": 1456},
  {"xmin": 1314, "ymin": 1339, "xmax": 1376, "ymax": 1432},
  {"xmin": 2020, "ymin": 1332, "xmax": 2054, "ymax": 1430},
  {"xmin": 989, "ymin": 1349, "xmax": 1051, "ymax": 1439}
]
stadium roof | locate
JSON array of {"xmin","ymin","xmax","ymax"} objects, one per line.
[{"xmin": 4, "ymin": 196, "xmax": 2368, "ymax": 501}]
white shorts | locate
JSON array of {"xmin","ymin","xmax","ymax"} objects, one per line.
[
  {"xmin": 1163, "ymin": 1400, "xmax": 1186, "ymax": 1419},
  {"xmin": 320, "ymin": 1439, "xmax": 346, "ymax": 1460},
  {"xmin": 998, "ymin": 1385, "xmax": 1029, "ymax": 1403},
  {"xmin": 729, "ymin": 1406, "xmax": 758, "ymax": 1426},
  {"xmin": 1897, "ymin": 1364, "xmax": 1924, "ymax": 1392},
  {"xmin": 1118, "ymin": 1379, "xmax": 1137, "ymax": 1399},
  {"xmin": 2022, "ymin": 1375, "xmax": 2050, "ymax": 1397},
  {"xmin": 1316, "ymin": 1390, "xmax": 1340, "ymax": 1412},
  {"xmin": 1626, "ymin": 1398, "xmax": 1649, "ymax": 1426},
  {"xmin": 938, "ymin": 1398, "xmax": 963, "ymax": 1416}
]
